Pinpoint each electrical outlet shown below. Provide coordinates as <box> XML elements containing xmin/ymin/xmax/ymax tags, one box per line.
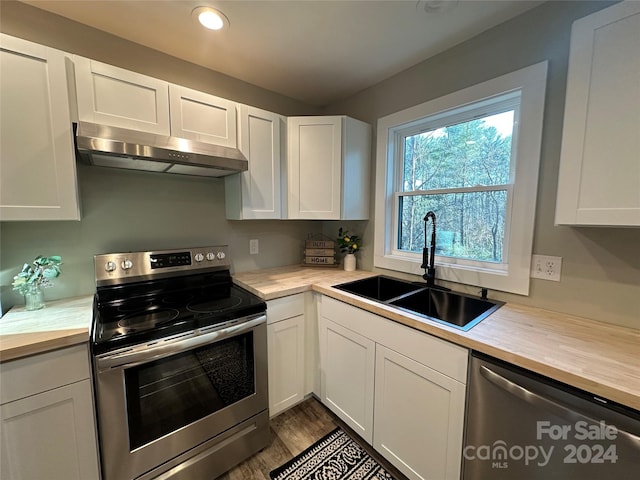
<box><xmin>531</xmin><ymin>255</ymin><xmax>562</xmax><ymax>281</ymax></box>
<box><xmin>249</xmin><ymin>239</ymin><xmax>259</xmax><ymax>255</ymax></box>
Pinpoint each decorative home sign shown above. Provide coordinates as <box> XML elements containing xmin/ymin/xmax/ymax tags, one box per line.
<box><xmin>303</xmin><ymin>238</ymin><xmax>337</xmax><ymax>266</ymax></box>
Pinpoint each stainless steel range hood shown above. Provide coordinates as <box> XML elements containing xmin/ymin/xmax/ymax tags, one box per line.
<box><xmin>75</xmin><ymin>122</ymin><xmax>248</xmax><ymax>177</ymax></box>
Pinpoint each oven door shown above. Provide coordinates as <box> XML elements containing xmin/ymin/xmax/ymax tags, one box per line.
<box><xmin>93</xmin><ymin>314</ymin><xmax>268</xmax><ymax>480</ymax></box>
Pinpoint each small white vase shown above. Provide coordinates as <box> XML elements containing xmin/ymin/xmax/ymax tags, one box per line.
<box><xmin>343</xmin><ymin>253</ymin><xmax>356</xmax><ymax>272</ymax></box>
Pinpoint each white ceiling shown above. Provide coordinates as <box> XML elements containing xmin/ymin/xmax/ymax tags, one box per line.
<box><xmin>20</xmin><ymin>0</ymin><xmax>543</xmax><ymax>106</ymax></box>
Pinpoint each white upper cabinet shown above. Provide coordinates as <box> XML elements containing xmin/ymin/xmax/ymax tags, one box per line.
<box><xmin>555</xmin><ymin>1</ymin><xmax>640</xmax><ymax>226</ymax></box>
<box><xmin>74</xmin><ymin>58</ymin><xmax>239</xmax><ymax>149</ymax></box>
<box><xmin>287</xmin><ymin>116</ymin><xmax>371</xmax><ymax>220</ymax></box>
<box><xmin>0</xmin><ymin>34</ymin><xmax>80</xmax><ymax>221</ymax></box>
<box><xmin>74</xmin><ymin>56</ymin><xmax>171</xmax><ymax>135</ymax></box>
<box><xmin>169</xmin><ymin>84</ymin><xmax>237</xmax><ymax>147</ymax></box>
<box><xmin>226</xmin><ymin>105</ymin><xmax>285</xmax><ymax>219</ymax></box>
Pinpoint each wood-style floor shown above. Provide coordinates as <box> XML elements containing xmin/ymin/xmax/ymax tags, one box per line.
<box><xmin>217</xmin><ymin>396</ymin><xmax>409</xmax><ymax>480</ymax></box>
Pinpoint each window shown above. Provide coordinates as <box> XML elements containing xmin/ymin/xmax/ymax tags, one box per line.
<box><xmin>374</xmin><ymin>62</ymin><xmax>547</xmax><ymax>295</ymax></box>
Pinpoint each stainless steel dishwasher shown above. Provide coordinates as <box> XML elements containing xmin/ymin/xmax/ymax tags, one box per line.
<box><xmin>463</xmin><ymin>352</ymin><xmax>640</xmax><ymax>479</ymax></box>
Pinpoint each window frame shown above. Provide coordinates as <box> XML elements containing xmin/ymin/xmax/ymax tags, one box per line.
<box><xmin>393</xmin><ymin>95</ymin><xmax>519</xmax><ymax>265</ymax></box>
<box><xmin>374</xmin><ymin>62</ymin><xmax>548</xmax><ymax>295</ymax></box>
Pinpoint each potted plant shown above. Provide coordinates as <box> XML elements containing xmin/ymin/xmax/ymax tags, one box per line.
<box><xmin>337</xmin><ymin>228</ymin><xmax>361</xmax><ymax>271</ymax></box>
<box><xmin>12</xmin><ymin>255</ymin><xmax>62</xmax><ymax>310</ymax></box>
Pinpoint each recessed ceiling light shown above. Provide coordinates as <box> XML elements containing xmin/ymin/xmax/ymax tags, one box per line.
<box><xmin>192</xmin><ymin>6</ymin><xmax>229</xmax><ymax>31</ymax></box>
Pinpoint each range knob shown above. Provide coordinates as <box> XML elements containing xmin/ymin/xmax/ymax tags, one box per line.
<box><xmin>105</xmin><ymin>261</ymin><xmax>117</xmax><ymax>272</ymax></box>
<box><xmin>206</xmin><ymin>252</ymin><xmax>216</xmax><ymax>261</ymax></box>
<box><xmin>216</xmin><ymin>251</ymin><xmax>226</xmax><ymax>260</ymax></box>
<box><xmin>194</xmin><ymin>253</ymin><xmax>205</xmax><ymax>262</ymax></box>
<box><xmin>121</xmin><ymin>259</ymin><xmax>133</xmax><ymax>270</ymax></box>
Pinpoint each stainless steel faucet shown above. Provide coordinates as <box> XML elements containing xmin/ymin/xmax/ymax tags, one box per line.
<box><xmin>421</xmin><ymin>211</ymin><xmax>437</xmax><ymax>287</ymax></box>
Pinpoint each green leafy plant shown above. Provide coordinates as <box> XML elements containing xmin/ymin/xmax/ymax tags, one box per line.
<box><xmin>12</xmin><ymin>255</ymin><xmax>62</xmax><ymax>295</ymax></box>
<box><xmin>337</xmin><ymin>228</ymin><xmax>361</xmax><ymax>254</ymax></box>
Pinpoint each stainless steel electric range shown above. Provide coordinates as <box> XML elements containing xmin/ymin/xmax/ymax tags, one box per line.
<box><xmin>90</xmin><ymin>246</ymin><xmax>269</xmax><ymax>480</ymax></box>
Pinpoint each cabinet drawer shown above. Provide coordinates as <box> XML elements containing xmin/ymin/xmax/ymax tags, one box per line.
<box><xmin>0</xmin><ymin>344</ymin><xmax>91</xmax><ymax>405</ymax></box>
<box><xmin>267</xmin><ymin>294</ymin><xmax>305</xmax><ymax>324</ymax></box>
<box><xmin>321</xmin><ymin>296</ymin><xmax>468</xmax><ymax>383</ymax></box>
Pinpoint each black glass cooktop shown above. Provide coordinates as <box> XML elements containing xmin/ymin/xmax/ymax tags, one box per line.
<box><xmin>91</xmin><ymin>271</ymin><xmax>265</xmax><ymax>355</ymax></box>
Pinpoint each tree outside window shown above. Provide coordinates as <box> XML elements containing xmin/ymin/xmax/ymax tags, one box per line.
<box><xmin>397</xmin><ymin>110</ymin><xmax>514</xmax><ymax>264</ymax></box>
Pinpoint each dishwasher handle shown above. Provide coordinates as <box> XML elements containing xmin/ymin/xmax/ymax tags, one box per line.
<box><xmin>479</xmin><ymin>364</ymin><xmax>640</xmax><ymax>443</ymax></box>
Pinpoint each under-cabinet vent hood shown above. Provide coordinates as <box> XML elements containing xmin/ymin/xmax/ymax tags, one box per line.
<box><xmin>74</xmin><ymin>122</ymin><xmax>248</xmax><ymax>177</ymax></box>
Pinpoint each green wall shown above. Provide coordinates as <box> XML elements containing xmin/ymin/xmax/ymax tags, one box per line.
<box><xmin>323</xmin><ymin>0</ymin><xmax>640</xmax><ymax>329</ymax></box>
<box><xmin>0</xmin><ymin>1</ymin><xmax>321</xmax><ymax>312</ymax></box>
<box><xmin>1</xmin><ymin>1</ymin><xmax>639</xmax><ymax>329</ymax></box>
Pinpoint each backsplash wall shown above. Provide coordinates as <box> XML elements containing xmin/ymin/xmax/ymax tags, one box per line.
<box><xmin>0</xmin><ymin>1</ymin><xmax>323</xmax><ymax>314</ymax></box>
<box><xmin>0</xmin><ymin>165</ymin><xmax>321</xmax><ymax>313</ymax></box>
<box><xmin>1</xmin><ymin>1</ymin><xmax>638</xmax><ymax>329</ymax></box>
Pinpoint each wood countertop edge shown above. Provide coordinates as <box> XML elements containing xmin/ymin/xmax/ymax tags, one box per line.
<box><xmin>2</xmin><ymin>269</ymin><xmax>637</xmax><ymax>410</ymax></box>
<box><xmin>234</xmin><ymin>267</ymin><xmax>640</xmax><ymax>410</ymax></box>
<box><xmin>0</xmin><ymin>329</ymin><xmax>89</xmax><ymax>362</ymax></box>
<box><xmin>233</xmin><ymin>282</ymin><xmax>313</xmax><ymax>301</ymax></box>
<box><xmin>0</xmin><ymin>294</ymin><xmax>94</xmax><ymax>362</ymax></box>
<box><xmin>312</xmin><ymin>284</ymin><xmax>640</xmax><ymax>411</ymax></box>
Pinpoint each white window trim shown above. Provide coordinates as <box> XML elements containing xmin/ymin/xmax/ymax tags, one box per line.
<box><xmin>374</xmin><ymin>61</ymin><xmax>548</xmax><ymax>295</ymax></box>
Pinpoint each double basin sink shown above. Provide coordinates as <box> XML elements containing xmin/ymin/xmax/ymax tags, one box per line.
<box><xmin>333</xmin><ymin>275</ymin><xmax>503</xmax><ymax>331</ymax></box>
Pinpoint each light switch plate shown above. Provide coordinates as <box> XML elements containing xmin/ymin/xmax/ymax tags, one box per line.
<box><xmin>531</xmin><ymin>254</ymin><xmax>562</xmax><ymax>281</ymax></box>
<box><xmin>249</xmin><ymin>239</ymin><xmax>259</xmax><ymax>255</ymax></box>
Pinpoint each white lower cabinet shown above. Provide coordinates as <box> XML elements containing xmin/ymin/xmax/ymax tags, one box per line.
<box><xmin>267</xmin><ymin>294</ymin><xmax>306</xmax><ymax>417</ymax></box>
<box><xmin>0</xmin><ymin>344</ymin><xmax>100</xmax><ymax>480</ymax></box>
<box><xmin>319</xmin><ymin>317</ymin><xmax>375</xmax><ymax>443</ymax></box>
<box><xmin>0</xmin><ymin>380</ymin><xmax>100</xmax><ymax>480</ymax></box>
<box><xmin>319</xmin><ymin>296</ymin><xmax>468</xmax><ymax>480</ymax></box>
<box><xmin>374</xmin><ymin>345</ymin><xmax>466</xmax><ymax>480</ymax></box>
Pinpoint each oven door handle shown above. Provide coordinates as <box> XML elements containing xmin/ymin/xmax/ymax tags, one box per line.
<box><xmin>96</xmin><ymin>314</ymin><xmax>266</xmax><ymax>370</ymax></box>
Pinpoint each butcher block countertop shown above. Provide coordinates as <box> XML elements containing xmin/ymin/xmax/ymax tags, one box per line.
<box><xmin>233</xmin><ymin>265</ymin><xmax>640</xmax><ymax>411</ymax></box>
<box><xmin>0</xmin><ymin>295</ymin><xmax>93</xmax><ymax>362</ymax></box>
<box><xmin>1</xmin><ymin>266</ymin><xmax>637</xmax><ymax>411</ymax></box>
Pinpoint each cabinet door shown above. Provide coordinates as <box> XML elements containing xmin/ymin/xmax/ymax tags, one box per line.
<box><xmin>0</xmin><ymin>34</ymin><xmax>80</xmax><ymax>221</ymax></box>
<box><xmin>226</xmin><ymin>105</ymin><xmax>283</xmax><ymax>219</ymax></box>
<box><xmin>288</xmin><ymin>116</ymin><xmax>342</xmax><ymax>219</ymax></box>
<box><xmin>267</xmin><ymin>315</ymin><xmax>305</xmax><ymax>417</ymax></box>
<box><xmin>319</xmin><ymin>317</ymin><xmax>375</xmax><ymax>443</ymax></box>
<box><xmin>74</xmin><ymin>56</ymin><xmax>170</xmax><ymax>135</ymax></box>
<box><xmin>169</xmin><ymin>84</ymin><xmax>237</xmax><ymax>147</ymax></box>
<box><xmin>0</xmin><ymin>379</ymin><xmax>100</xmax><ymax>480</ymax></box>
<box><xmin>556</xmin><ymin>1</ymin><xmax>640</xmax><ymax>226</ymax></box>
<box><xmin>374</xmin><ymin>345</ymin><xmax>465</xmax><ymax>480</ymax></box>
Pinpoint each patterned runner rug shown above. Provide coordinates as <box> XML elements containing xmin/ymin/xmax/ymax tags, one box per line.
<box><xmin>270</xmin><ymin>427</ymin><xmax>396</xmax><ymax>480</ymax></box>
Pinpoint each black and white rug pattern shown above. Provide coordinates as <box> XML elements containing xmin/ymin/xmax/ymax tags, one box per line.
<box><xmin>270</xmin><ymin>427</ymin><xmax>396</xmax><ymax>480</ymax></box>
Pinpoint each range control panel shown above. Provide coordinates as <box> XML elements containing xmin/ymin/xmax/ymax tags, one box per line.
<box><xmin>95</xmin><ymin>246</ymin><xmax>230</xmax><ymax>285</ymax></box>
